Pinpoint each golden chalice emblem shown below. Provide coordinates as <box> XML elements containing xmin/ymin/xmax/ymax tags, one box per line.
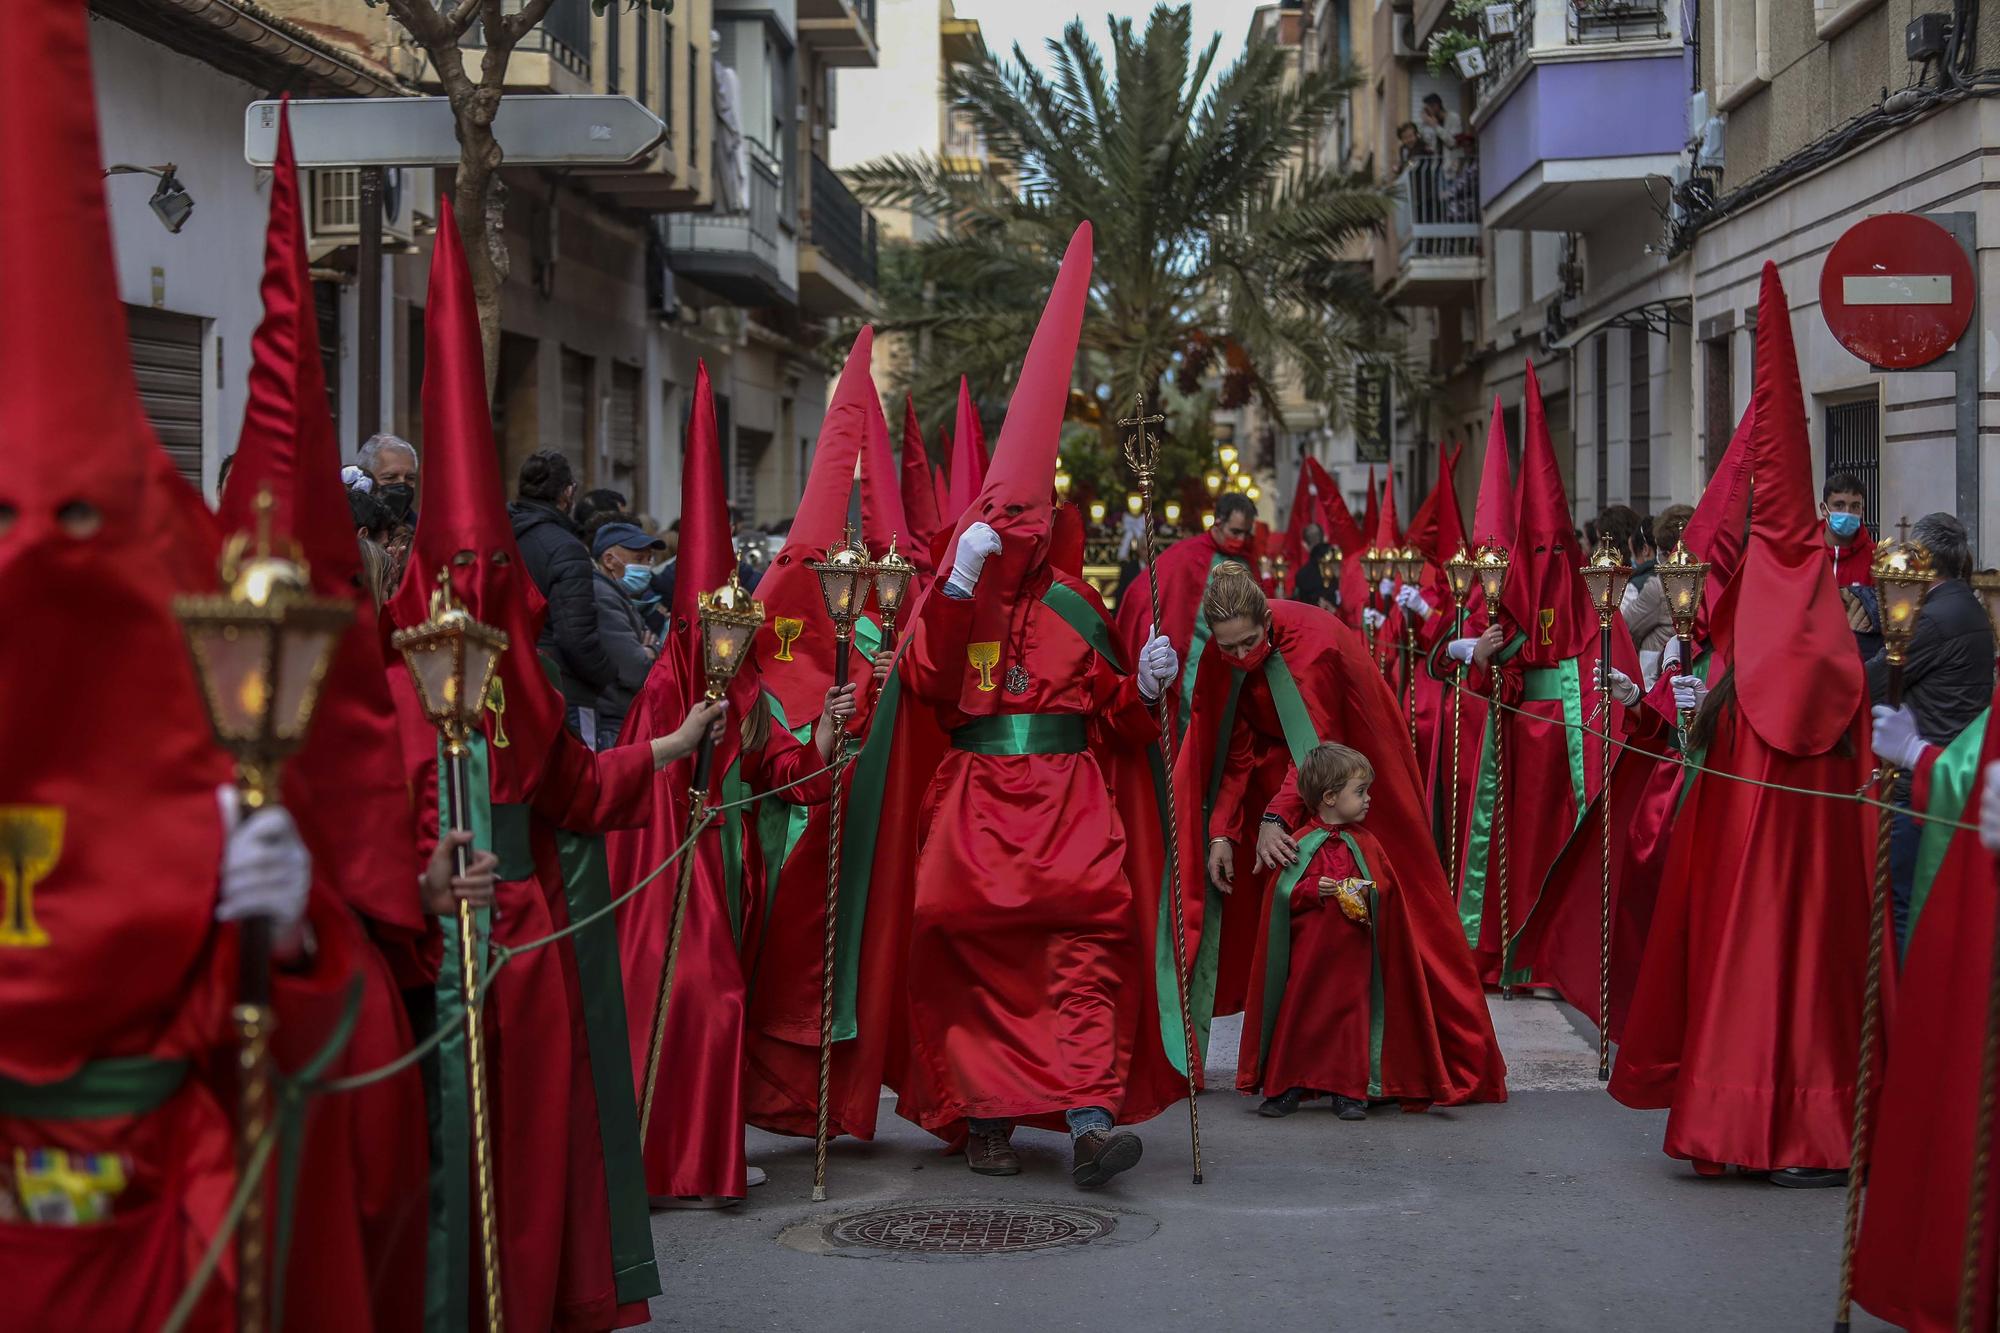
<box><xmin>0</xmin><ymin>805</ymin><xmax>63</xmax><ymax>948</ymax></box>
<box><xmin>968</xmin><ymin>642</ymin><xmax>1001</xmax><ymax>692</ymax></box>
<box><xmin>485</xmin><ymin>673</ymin><xmax>510</xmax><ymax>748</ymax></box>
<box><xmin>773</xmin><ymin>616</ymin><xmax>805</xmax><ymax>663</ymax></box>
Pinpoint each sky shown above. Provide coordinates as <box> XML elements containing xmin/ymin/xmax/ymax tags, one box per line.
<box><xmin>954</xmin><ymin>0</ymin><xmax>1272</xmax><ymax>75</ymax></box>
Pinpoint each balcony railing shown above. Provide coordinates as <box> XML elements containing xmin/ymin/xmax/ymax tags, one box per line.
<box><xmin>810</xmin><ymin>155</ymin><xmax>878</xmax><ymax>287</ymax></box>
<box><xmin>1480</xmin><ymin>0</ymin><xmax>1534</xmax><ymax>87</ymax></box>
<box><xmin>662</xmin><ymin>141</ymin><xmax>796</xmax><ymax>306</ymax></box>
<box><xmin>1568</xmin><ymin>0</ymin><xmax>1668</xmax><ymax>42</ymax></box>
<box><xmin>472</xmin><ymin>0</ymin><xmax>592</xmax><ymax>76</ymax></box>
<box><xmin>1394</xmin><ymin>156</ymin><xmax>1481</xmax><ymax>264</ymax></box>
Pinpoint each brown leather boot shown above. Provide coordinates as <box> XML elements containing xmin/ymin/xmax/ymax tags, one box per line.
<box><xmin>966</xmin><ymin>1124</ymin><xmax>1020</xmax><ymax>1176</ymax></box>
<box><xmin>1070</xmin><ymin>1128</ymin><xmax>1143</xmax><ymax>1188</ymax></box>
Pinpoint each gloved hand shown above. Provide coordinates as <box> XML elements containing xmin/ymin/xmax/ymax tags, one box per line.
<box><xmin>1670</xmin><ymin>674</ymin><xmax>1708</xmax><ymax>713</ymax></box>
<box><xmin>948</xmin><ymin>522</ymin><xmax>1001</xmax><ymax>594</ymax></box>
<box><xmin>1446</xmin><ymin>637</ymin><xmax>1479</xmax><ymax>664</ymax></box>
<box><xmin>1378</xmin><ymin>578</ymin><xmax>1396</xmax><ymax>600</ymax></box>
<box><xmin>1605</xmin><ymin>667</ymin><xmax>1642</xmax><ymax>708</ymax></box>
<box><xmin>1135</xmin><ymin>625</ymin><xmax>1179</xmax><ymax>702</ymax></box>
<box><xmin>1871</xmin><ymin>704</ymin><xmax>1929</xmax><ymax>772</ymax></box>
<box><xmin>215</xmin><ymin>785</ymin><xmax>310</xmax><ymax>932</ymax></box>
<box><xmin>1660</xmin><ymin>637</ymin><xmax>1685</xmax><ymax>673</ymax></box>
<box><xmin>1981</xmin><ymin>760</ymin><xmax>2000</xmax><ymax>853</ymax></box>
<box><xmin>340</xmin><ymin>465</ymin><xmax>374</xmax><ymax>493</ymax></box>
<box><xmin>1362</xmin><ymin>607</ymin><xmax>1387</xmax><ymax>632</ymax></box>
<box><xmin>1395</xmin><ymin>585</ymin><xmax>1432</xmax><ymax>620</ymax></box>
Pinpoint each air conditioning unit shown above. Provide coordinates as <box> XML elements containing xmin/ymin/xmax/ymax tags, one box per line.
<box><xmin>1391</xmin><ymin>16</ymin><xmax>1424</xmax><ymax>58</ymax></box>
<box><xmin>305</xmin><ymin>167</ymin><xmax>427</xmax><ymax>260</ymax></box>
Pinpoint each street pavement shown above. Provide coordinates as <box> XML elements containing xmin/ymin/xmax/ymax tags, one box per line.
<box><xmin>641</xmin><ymin>999</ymin><xmax>1896</xmax><ymax>1331</ymax></box>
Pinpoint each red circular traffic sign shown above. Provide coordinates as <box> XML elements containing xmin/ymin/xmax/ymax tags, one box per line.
<box><xmin>1820</xmin><ymin>213</ymin><xmax>1974</xmax><ymax>369</ymax></box>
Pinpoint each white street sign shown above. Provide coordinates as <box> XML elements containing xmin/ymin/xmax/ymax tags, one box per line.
<box><xmin>1841</xmin><ymin>274</ymin><xmax>1954</xmax><ymax>305</ymax></box>
<box><xmin>244</xmin><ymin>96</ymin><xmax>666</xmax><ymax>169</ymax></box>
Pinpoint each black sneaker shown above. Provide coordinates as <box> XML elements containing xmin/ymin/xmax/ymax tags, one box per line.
<box><xmin>1258</xmin><ymin>1087</ymin><xmax>1306</xmax><ymax>1118</ymax></box>
<box><xmin>1332</xmin><ymin>1095</ymin><xmax>1367</xmax><ymax>1121</ymax></box>
<box><xmin>1769</xmin><ymin>1167</ymin><xmax>1848</xmax><ymax>1189</ymax></box>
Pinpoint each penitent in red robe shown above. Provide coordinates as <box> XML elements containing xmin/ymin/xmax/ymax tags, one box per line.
<box><xmin>1116</xmin><ymin>529</ymin><xmax>1243</xmax><ymax>736</ymax></box>
<box><xmin>892</xmin><ymin>571</ymin><xmax>1187</xmax><ymax>1135</ymax></box>
<box><xmin>1240</xmin><ymin>821</ymin><xmax>1505</xmax><ymax>1108</ymax></box>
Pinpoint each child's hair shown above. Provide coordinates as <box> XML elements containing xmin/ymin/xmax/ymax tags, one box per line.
<box><xmin>1298</xmin><ymin>742</ymin><xmax>1373</xmax><ymax>810</ymax></box>
<box><xmin>739</xmin><ymin>694</ymin><xmax>772</xmax><ymax>753</ymax></box>
<box><xmin>1201</xmin><ymin>560</ymin><xmax>1268</xmax><ymax>626</ymax></box>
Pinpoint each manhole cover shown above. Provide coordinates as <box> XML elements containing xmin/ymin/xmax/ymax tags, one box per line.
<box><xmin>821</xmin><ymin>1203</ymin><xmax>1116</xmax><ymax>1256</ymax></box>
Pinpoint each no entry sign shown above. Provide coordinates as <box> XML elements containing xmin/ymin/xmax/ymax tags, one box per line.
<box><xmin>1820</xmin><ymin>213</ymin><xmax>1975</xmax><ymax>369</ymax></box>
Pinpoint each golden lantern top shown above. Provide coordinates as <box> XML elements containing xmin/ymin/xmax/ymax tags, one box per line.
<box><xmin>1472</xmin><ymin>537</ymin><xmax>1511</xmax><ymax>613</ymax></box>
<box><xmin>869</xmin><ymin>535</ymin><xmax>919</xmax><ymax>618</ymax></box>
<box><xmin>695</xmin><ymin>572</ymin><xmax>765</xmax><ymax>693</ymax></box>
<box><xmin>1444</xmin><ymin>545</ymin><xmax>1477</xmax><ymax>604</ymax></box>
<box><xmin>1654</xmin><ymin>540</ymin><xmax>1710</xmax><ymax>638</ymax></box>
<box><xmin>807</xmin><ymin>525</ymin><xmax>874</xmax><ymax>628</ymax></box>
<box><xmin>1874</xmin><ymin>531</ymin><xmax>1935</xmax><ymax>660</ymax></box>
<box><xmin>390</xmin><ymin>568</ymin><xmax>509</xmax><ymax>743</ymax></box>
<box><xmin>1578</xmin><ymin>533</ymin><xmax>1633</xmax><ymax>622</ymax></box>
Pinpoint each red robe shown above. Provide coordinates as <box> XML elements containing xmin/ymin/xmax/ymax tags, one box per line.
<box><xmin>1608</xmin><ymin>684</ymin><xmax>1875</xmax><ymax>1169</ymax></box>
<box><xmin>1115</xmin><ymin>530</ymin><xmax>1238</xmax><ymax>735</ymax></box>
<box><xmin>1854</xmin><ymin>707</ymin><xmax>1995</xmax><ymax>1331</ymax></box>
<box><xmin>891</xmin><ymin>572</ymin><xmax>1186</xmax><ymax>1135</ymax></box>
<box><xmin>1239</xmin><ymin>821</ymin><xmax>1506</xmax><ymax>1108</ymax></box>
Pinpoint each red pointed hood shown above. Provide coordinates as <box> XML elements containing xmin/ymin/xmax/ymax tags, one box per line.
<box><xmin>1370</xmin><ymin>472</ymin><xmax>1402</xmax><ymax>551</ymax></box>
<box><xmin>222</xmin><ymin>102</ymin><xmax>421</xmax><ymax>935</ymax></box>
<box><xmin>388</xmin><ymin>198</ymin><xmax>562</xmax><ymax>799</ymax></box>
<box><xmin>672</xmin><ymin>361</ymin><xmax>736</xmax><ymax>631</ymax></box>
<box><xmin>0</xmin><ymin>0</ymin><xmax>232</xmax><ymax>1082</ymax></box>
<box><xmin>1360</xmin><ymin>466</ymin><xmax>1379</xmax><ymax>542</ymax></box>
<box><xmin>930</xmin><ymin>432</ymin><xmax>952</xmax><ymax>524</ymax></box>
<box><xmin>1677</xmin><ymin>400</ymin><xmax>1754</xmax><ymax>644</ymax></box>
<box><xmin>1050</xmin><ymin>502</ymin><xmax>1086</xmax><ymax>576</ymax></box>
<box><xmin>1405</xmin><ymin>443</ymin><xmax>1463</xmax><ymax>561</ymax></box>
<box><xmin>1721</xmin><ymin>263</ymin><xmax>1864</xmax><ymax>755</ymax></box>
<box><xmin>1309</xmin><ymin>458</ymin><xmax>1364</xmax><ymax>556</ymax></box>
<box><xmin>899</xmin><ymin>394</ymin><xmax>942</xmax><ymax>571</ymax></box>
<box><xmin>1507</xmin><ymin>363</ymin><xmax>1593</xmax><ymax>665</ymax></box>
<box><xmin>749</xmin><ymin>327</ymin><xmax>879</xmax><ymax>724</ymax></box>
<box><xmin>1280</xmin><ymin>458</ymin><xmax>1324</xmax><ymax>573</ymax></box>
<box><xmin>942</xmin><ymin>222</ymin><xmax>1094</xmax><ymax>715</ymax></box>
<box><xmin>944</xmin><ymin>377</ymin><xmax>990</xmax><ymax>522</ymax></box>
<box><xmin>1471</xmin><ymin>397</ymin><xmax>1517</xmax><ymax>554</ymax></box>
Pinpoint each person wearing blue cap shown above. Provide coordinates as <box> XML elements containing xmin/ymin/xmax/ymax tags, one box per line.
<box><xmin>589</xmin><ymin>520</ymin><xmax>667</xmax><ymax>749</ymax></box>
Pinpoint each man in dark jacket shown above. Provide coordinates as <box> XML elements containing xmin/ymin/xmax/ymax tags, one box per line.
<box><xmin>507</xmin><ymin>448</ymin><xmax>613</xmax><ymax>733</ymax></box>
<box><xmin>1865</xmin><ymin>511</ymin><xmax>1995</xmax><ymax>946</ymax></box>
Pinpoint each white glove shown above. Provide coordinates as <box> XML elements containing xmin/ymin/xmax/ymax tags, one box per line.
<box><xmin>341</xmin><ymin>465</ymin><xmax>374</xmax><ymax>493</ymax></box>
<box><xmin>1871</xmin><ymin>704</ymin><xmax>1929</xmax><ymax>772</ymax></box>
<box><xmin>1660</xmin><ymin>637</ymin><xmax>1685</xmax><ymax>672</ymax></box>
<box><xmin>948</xmin><ymin>522</ymin><xmax>1001</xmax><ymax>594</ymax></box>
<box><xmin>1605</xmin><ymin>667</ymin><xmax>1642</xmax><ymax>708</ymax></box>
<box><xmin>1395</xmin><ymin>585</ymin><xmax>1432</xmax><ymax>620</ymax></box>
<box><xmin>1378</xmin><ymin>578</ymin><xmax>1396</xmax><ymax>600</ymax></box>
<box><xmin>1446</xmin><ymin>637</ymin><xmax>1478</xmax><ymax>664</ymax></box>
<box><xmin>1981</xmin><ymin>761</ymin><xmax>2000</xmax><ymax>853</ymax></box>
<box><xmin>1670</xmin><ymin>674</ymin><xmax>1708</xmax><ymax>713</ymax></box>
<box><xmin>1362</xmin><ymin>607</ymin><xmax>1387</xmax><ymax>631</ymax></box>
<box><xmin>215</xmin><ymin>785</ymin><xmax>310</xmax><ymax>932</ymax></box>
<box><xmin>1135</xmin><ymin>625</ymin><xmax>1180</xmax><ymax>702</ymax></box>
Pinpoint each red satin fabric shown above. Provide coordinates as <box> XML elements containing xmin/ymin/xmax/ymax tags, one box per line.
<box><xmin>1239</xmin><ymin>825</ymin><xmax>1504</xmax><ymax>1107</ymax></box>
<box><xmin>1609</xmin><ymin>696</ymin><xmax>1874</xmax><ymax>1169</ymax></box>
<box><xmin>1854</xmin><ymin>707</ymin><xmax>1999</xmax><ymax>1332</ymax></box>
<box><xmin>893</xmin><ymin>576</ymin><xmax>1169</xmax><ymax>1135</ymax></box>
<box><xmin>1116</xmin><ymin>531</ymin><xmax>1222</xmax><ymax>711</ymax></box>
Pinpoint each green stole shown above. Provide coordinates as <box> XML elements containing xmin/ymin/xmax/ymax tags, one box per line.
<box><xmin>1040</xmin><ymin>580</ymin><xmax>1217</xmax><ymax>1077</ymax></box>
<box><xmin>1908</xmin><ymin>708</ymin><xmax>1990</xmax><ymax>948</ymax></box>
<box><xmin>1258</xmin><ymin>827</ymin><xmax>1386</xmax><ymax>1094</ymax></box>
<box><xmin>1177</xmin><ymin>551</ymin><xmax>1232</xmax><ymax>735</ymax></box>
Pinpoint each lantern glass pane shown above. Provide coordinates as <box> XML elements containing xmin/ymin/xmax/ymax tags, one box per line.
<box><xmin>875</xmin><ymin>568</ymin><xmax>913</xmax><ymax>613</ymax></box>
<box><xmin>273</xmin><ymin>625</ymin><xmax>339</xmax><ymax>741</ymax></box>
<box><xmin>192</xmin><ymin>623</ymin><xmax>270</xmax><ymax>741</ymax></box>
<box><xmin>460</xmin><ymin>637</ymin><xmax>500</xmax><ymax>729</ymax></box>
<box><xmin>1477</xmin><ymin>567</ymin><xmax>1506</xmax><ymax>603</ymax></box>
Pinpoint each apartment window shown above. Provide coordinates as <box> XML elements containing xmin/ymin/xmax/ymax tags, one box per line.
<box><xmin>1628</xmin><ymin>331</ymin><xmax>1651</xmax><ymax>513</ymax></box>
<box><xmin>1593</xmin><ymin>334</ymin><xmax>1609</xmax><ymax>509</ymax></box>
<box><xmin>1702</xmin><ymin>334</ymin><xmax>1732</xmax><ymax>478</ymax></box>
<box><xmin>1715</xmin><ymin>0</ymin><xmax>1772</xmax><ymax>109</ymax></box>
<box><xmin>636</xmin><ymin>6</ymin><xmax>648</xmax><ymax>105</ymax></box>
<box><xmin>311</xmin><ymin>280</ymin><xmax>341</xmax><ymax>441</ymax></box>
<box><xmin>1823</xmin><ymin>395</ymin><xmax>1881</xmax><ymax>531</ymax></box>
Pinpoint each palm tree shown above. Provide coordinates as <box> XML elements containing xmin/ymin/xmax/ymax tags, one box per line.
<box><xmin>846</xmin><ymin>4</ymin><xmax>1414</xmax><ymax>485</ymax></box>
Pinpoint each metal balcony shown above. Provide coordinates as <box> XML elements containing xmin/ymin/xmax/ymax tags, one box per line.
<box><xmin>1387</xmin><ymin>156</ymin><xmax>1482</xmax><ymax>305</ymax></box>
<box><xmin>799</xmin><ymin>0</ymin><xmax>880</xmax><ymax>67</ymax></box>
<box><xmin>800</xmin><ymin>155</ymin><xmax>877</xmax><ymax>315</ymax></box>
<box><xmin>661</xmin><ymin>143</ymin><xmax>798</xmax><ymax>308</ymax></box>
<box><xmin>461</xmin><ymin>0</ymin><xmax>593</xmax><ymax>93</ymax></box>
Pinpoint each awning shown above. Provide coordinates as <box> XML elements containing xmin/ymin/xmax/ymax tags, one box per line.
<box><xmin>1548</xmin><ymin>295</ymin><xmax>1692</xmax><ymax>352</ymax></box>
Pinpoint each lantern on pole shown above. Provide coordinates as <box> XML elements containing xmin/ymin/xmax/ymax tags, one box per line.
<box><xmin>869</xmin><ymin>535</ymin><xmax>919</xmax><ymax>648</ymax></box>
<box><xmin>1654</xmin><ymin>540</ymin><xmax>1710</xmax><ymax>742</ymax></box>
<box><xmin>387</xmin><ymin>567</ymin><xmax>508</xmax><ymax>1333</ymax></box>
<box><xmin>636</xmin><ymin>573</ymin><xmax>764</xmax><ymax>1136</ymax></box>
<box><xmin>174</xmin><ymin>491</ymin><xmax>351</xmax><ymax>1333</ymax></box>
<box><xmin>1471</xmin><ymin>538</ymin><xmax>1514</xmax><ymax>997</ymax></box>
<box><xmin>1578</xmin><ymin>534</ymin><xmax>1633</xmax><ymax>1082</ymax></box>
<box><xmin>1440</xmin><ymin>544</ymin><xmax>1478</xmax><ymax>886</ymax></box>
<box><xmin>805</xmin><ymin>528</ymin><xmax>875</xmax><ymax>1201</ymax></box>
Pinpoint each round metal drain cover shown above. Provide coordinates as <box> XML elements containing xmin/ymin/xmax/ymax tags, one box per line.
<box><xmin>822</xmin><ymin>1202</ymin><xmax>1116</xmax><ymax>1256</ymax></box>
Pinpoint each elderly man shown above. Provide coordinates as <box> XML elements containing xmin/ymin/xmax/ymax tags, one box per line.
<box><xmin>1864</xmin><ymin>511</ymin><xmax>1995</xmax><ymax>947</ymax></box>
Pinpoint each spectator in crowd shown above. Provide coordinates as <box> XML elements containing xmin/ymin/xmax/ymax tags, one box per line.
<box><xmin>1654</xmin><ymin>502</ymin><xmax>1695</xmax><ymax>556</ymax></box>
<box><xmin>1864</xmin><ymin>512</ymin><xmax>1996</xmax><ymax>947</ymax></box>
<box><xmin>356</xmin><ymin>435</ymin><xmax>421</xmax><ymax>582</ymax></box>
<box><xmin>588</xmin><ymin>520</ymin><xmax>665</xmax><ymax>749</ymax></box>
<box><xmin>1420</xmin><ymin>93</ymin><xmax>1464</xmax><ymax>164</ymax></box>
<box><xmin>1396</xmin><ymin>121</ymin><xmax>1428</xmax><ymax>169</ymax></box>
<box><xmin>508</xmin><ymin>448</ymin><xmax>614</xmax><ymax>737</ymax></box>
<box><xmin>1823</xmin><ymin>471</ymin><xmax>1874</xmax><ymax>588</ymax></box>
<box><xmin>574</xmin><ymin>486</ymin><xmax>629</xmax><ymax>539</ymax></box>
<box><xmin>1599</xmin><ymin>504</ymin><xmax>1672</xmax><ymax>681</ymax></box>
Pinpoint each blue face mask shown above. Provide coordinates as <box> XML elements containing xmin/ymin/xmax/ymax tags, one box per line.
<box><xmin>1827</xmin><ymin>512</ymin><xmax>1862</xmax><ymax>541</ymax></box>
<box><xmin>620</xmin><ymin>562</ymin><xmax>656</xmax><ymax>594</ymax></box>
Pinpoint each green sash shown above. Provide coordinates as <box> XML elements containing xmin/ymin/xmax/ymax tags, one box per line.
<box><xmin>1671</xmin><ymin>651</ymin><xmax>1715</xmax><ymax>816</ymax></box>
<box><xmin>0</xmin><ymin>1058</ymin><xmax>186</xmax><ymax>1119</ymax></box>
<box><xmin>1257</xmin><ymin>830</ymin><xmax>1386</xmax><ymax>1095</ymax></box>
<box><xmin>1455</xmin><ymin>634</ymin><xmax>1522</xmax><ymax>955</ymax></box>
<box><xmin>950</xmin><ymin>713</ymin><xmax>1088</xmax><ymax>755</ymax></box>
<box><xmin>1177</xmin><ymin>552</ymin><xmax>1231</xmax><ymax>734</ymax></box>
<box><xmin>426</xmin><ymin>736</ymin><xmax>494</xmax><ymax>1333</ymax></box>
<box><xmin>1041</xmin><ymin>580</ymin><xmax>1220</xmax><ymax>1078</ymax></box>
<box><xmin>553</xmin><ymin>831</ymin><xmax>662</xmax><ymax>1305</ymax></box>
<box><xmin>1910</xmin><ymin>708</ymin><xmax>1989</xmax><ymax>943</ymax></box>
<box><xmin>832</xmin><ymin>654</ymin><xmax>905</xmax><ymax>1042</ymax></box>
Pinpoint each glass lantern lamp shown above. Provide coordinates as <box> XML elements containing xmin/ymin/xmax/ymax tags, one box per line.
<box><xmin>868</xmin><ymin>536</ymin><xmax>919</xmax><ymax>646</ymax></box>
<box><xmin>808</xmin><ymin>527</ymin><xmax>875</xmax><ymax>692</ymax></box>
<box><xmin>1654</xmin><ymin>540</ymin><xmax>1710</xmax><ymax>666</ymax></box>
<box><xmin>1875</xmin><ymin>536</ymin><xmax>1936</xmax><ymax>705</ymax></box>
<box><xmin>1579</xmin><ymin>534</ymin><xmax>1634</xmax><ymax>632</ymax></box>
<box><xmin>1473</xmin><ymin>538</ymin><xmax>1512</xmax><ymax>619</ymax></box>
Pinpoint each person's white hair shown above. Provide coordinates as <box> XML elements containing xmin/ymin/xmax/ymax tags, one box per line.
<box><xmin>357</xmin><ymin>433</ymin><xmax>417</xmax><ymax>474</ymax></box>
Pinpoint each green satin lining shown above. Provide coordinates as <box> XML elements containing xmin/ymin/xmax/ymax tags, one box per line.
<box><xmin>949</xmin><ymin>713</ymin><xmax>1088</xmax><ymax>755</ymax></box>
<box><xmin>1178</xmin><ymin>552</ymin><xmax>1230</xmax><ymax>734</ymax></box>
<box><xmin>1910</xmin><ymin>708</ymin><xmax>1989</xmax><ymax>944</ymax></box>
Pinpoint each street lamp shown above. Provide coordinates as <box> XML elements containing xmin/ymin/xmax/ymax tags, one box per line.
<box><xmin>1126</xmin><ymin>492</ymin><xmax>1145</xmax><ymax>517</ymax></box>
<box><xmin>1089</xmin><ymin>499</ymin><xmax>1108</xmax><ymax>525</ymax></box>
<box><xmin>1054</xmin><ymin>462</ymin><xmax>1072</xmax><ymax>501</ymax></box>
<box><xmin>1204</xmin><ymin>471</ymin><xmax>1223</xmax><ymax>496</ymax></box>
<box><xmin>1577</xmin><ymin>532</ymin><xmax>1632</xmax><ymax>1081</ymax></box>
<box><xmin>387</xmin><ymin>566</ymin><xmax>507</xmax><ymax>1333</ymax></box>
<box><xmin>173</xmin><ymin>491</ymin><xmax>351</xmax><ymax>1333</ymax></box>
<box><xmin>1164</xmin><ymin>499</ymin><xmax>1183</xmax><ymax>526</ymax></box>
<box><xmin>1219</xmin><ymin>444</ymin><xmax>1239</xmax><ymax>469</ymax></box>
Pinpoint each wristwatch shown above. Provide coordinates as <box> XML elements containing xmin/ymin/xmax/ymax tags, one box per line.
<box><xmin>1260</xmin><ymin>812</ymin><xmax>1289</xmax><ymax>829</ymax></box>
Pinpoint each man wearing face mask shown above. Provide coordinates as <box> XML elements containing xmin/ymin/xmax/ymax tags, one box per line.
<box><xmin>1116</xmin><ymin>490</ymin><xmax>1261</xmax><ymax>737</ymax></box>
<box><xmin>589</xmin><ymin>521</ymin><xmax>664</xmax><ymax>750</ymax></box>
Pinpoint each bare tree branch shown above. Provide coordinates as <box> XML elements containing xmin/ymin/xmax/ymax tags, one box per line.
<box><xmin>503</xmin><ymin>0</ymin><xmax>561</xmax><ymax>46</ymax></box>
<box><xmin>447</xmin><ymin>0</ymin><xmax>484</xmax><ymax>38</ymax></box>
<box><xmin>381</xmin><ymin>0</ymin><xmax>445</xmax><ymax>46</ymax></box>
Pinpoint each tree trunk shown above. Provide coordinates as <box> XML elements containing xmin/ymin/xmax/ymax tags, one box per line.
<box><xmin>451</xmin><ymin>109</ymin><xmax>508</xmax><ymax>391</ymax></box>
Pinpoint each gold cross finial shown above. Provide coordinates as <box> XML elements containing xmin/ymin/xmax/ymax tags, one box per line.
<box><xmin>1118</xmin><ymin>394</ymin><xmax>1169</xmax><ymax>494</ymax></box>
<box><xmin>1896</xmin><ymin>514</ymin><xmax>1911</xmax><ymax>543</ymax></box>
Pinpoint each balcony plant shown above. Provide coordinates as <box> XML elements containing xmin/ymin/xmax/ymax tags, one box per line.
<box><xmin>1427</xmin><ymin>0</ymin><xmax>1490</xmax><ymax>74</ymax></box>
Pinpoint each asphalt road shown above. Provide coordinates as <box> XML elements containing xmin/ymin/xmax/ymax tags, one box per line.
<box><xmin>640</xmin><ymin>999</ymin><xmax>1896</xmax><ymax>1332</ymax></box>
